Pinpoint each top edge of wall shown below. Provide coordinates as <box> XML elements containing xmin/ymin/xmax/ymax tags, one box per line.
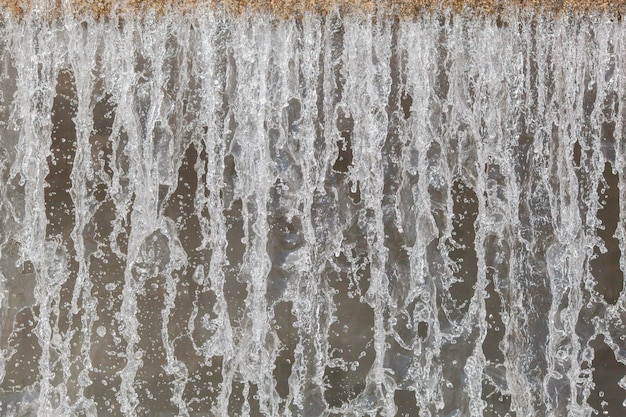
<box><xmin>0</xmin><ymin>0</ymin><xmax>625</xmax><ymax>19</ymax></box>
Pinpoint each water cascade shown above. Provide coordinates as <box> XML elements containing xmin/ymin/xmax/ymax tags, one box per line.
<box><xmin>0</xmin><ymin>3</ymin><xmax>625</xmax><ymax>416</ymax></box>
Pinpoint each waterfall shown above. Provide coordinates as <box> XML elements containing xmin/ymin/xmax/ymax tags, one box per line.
<box><xmin>0</xmin><ymin>6</ymin><xmax>625</xmax><ymax>417</ymax></box>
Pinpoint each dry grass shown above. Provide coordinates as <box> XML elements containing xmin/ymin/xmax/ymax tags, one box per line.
<box><xmin>0</xmin><ymin>0</ymin><xmax>624</xmax><ymax>18</ymax></box>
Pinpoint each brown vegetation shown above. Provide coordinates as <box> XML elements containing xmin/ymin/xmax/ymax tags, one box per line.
<box><xmin>0</xmin><ymin>0</ymin><xmax>624</xmax><ymax>18</ymax></box>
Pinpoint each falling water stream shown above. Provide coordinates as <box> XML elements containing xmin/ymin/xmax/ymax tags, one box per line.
<box><xmin>0</xmin><ymin>6</ymin><xmax>625</xmax><ymax>417</ymax></box>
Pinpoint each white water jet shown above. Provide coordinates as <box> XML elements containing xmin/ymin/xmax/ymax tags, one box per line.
<box><xmin>0</xmin><ymin>7</ymin><xmax>624</xmax><ymax>417</ymax></box>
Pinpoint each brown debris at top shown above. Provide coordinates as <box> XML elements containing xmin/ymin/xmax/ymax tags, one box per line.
<box><xmin>0</xmin><ymin>0</ymin><xmax>624</xmax><ymax>19</ymax></box>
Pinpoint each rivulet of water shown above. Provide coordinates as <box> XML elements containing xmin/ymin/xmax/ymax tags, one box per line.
<box><xmin>0</xmin><ymin>6</ymin><xmax>624</xmax><ymax>417</ymax></box>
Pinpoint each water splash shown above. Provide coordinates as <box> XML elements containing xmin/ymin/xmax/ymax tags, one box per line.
<box><xmin>0</xmin><ymin>8</ymin><xmax>625</xmax><ymax>417</ymax></box>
